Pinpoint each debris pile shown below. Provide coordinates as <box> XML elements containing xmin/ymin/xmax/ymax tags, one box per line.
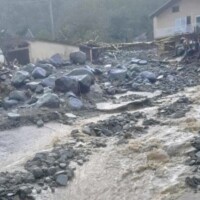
<box><xmin>186</xmin><ymin>137</ymin><xmax>200</xmax><ymax>189</ymax></box>
<box><xmin>158</xmin><ymin>97</ymin><xmax>191</xmax><ymax>118</ymax></box>
<box><xmin>0</xmin><ymin>142</ymin><xmax>91</xmax><ymax>199</ymax></box>
<box><xmin>82</xmin><ymin>112</ymin><xmax>148</xmax><ymax>138</ymax></box>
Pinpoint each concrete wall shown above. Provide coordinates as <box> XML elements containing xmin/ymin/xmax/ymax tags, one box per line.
<box><xmin>29</xmin><ymin>41</ymin><xmax>78</xmax><ymax>63</ymax></box>
<box><xmin>153</xmin><ymin>0</ymin><xmax>200</xmax><ymax>38</ymax></box>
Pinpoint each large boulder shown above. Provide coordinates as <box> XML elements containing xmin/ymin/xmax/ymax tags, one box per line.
<box><xmin>3</xmin><ymin>98</ymin><xmax>19</xmax><ymax>109</ymax></box>
<box><xmin>109</xmin><ymin>68</ymin><xmax>127</xmax><ymax>81</ymax></box>
<box><xmin>41</xmin><ymin>77</ymin><xmax>56</xmax><ymax>89</ymax></box>
<box><xmin>67</xmin><ymin>96</ymin><xmax>83</xmax><ymax>110</ymax></box>
<box><xmin>12</xmin><ymin>71</ymin><xmax>30</xmax><ymax>87</ymax></box>
<box><xmin>36</xmin><ymin>64</ymin><xmax>56</xmax><ymax>76</ymax></box>
<box><xmin>35</xmin><ymin>93</ymin><xmax>60</xmax><ymax>108</ymax></box>
<box><xmin>70</xmin><ymin>51</ymin><xmax>86</xmax><ymax>65</ymax></box>
<box><xmin>55</xmin><ymin>76</ymin><xmax>79</xmax><ymax>94</ymax></box>
<box><xmin>21</xmin><ymin>63</ymin><xmax>35</xmax><ymax>73</ymax></box>
<box><xmin>67</xmin><ymin>68</ymin><xmax>94</xmax><ymax>78</ymax></box>
<box><xmin>139</xmin><ymin>71</ymin><xmax>157</xmax><ymax>83</ymax></box>
<box><xmin>32</xmin><ymin>67</ymin><xmax>47</xmax><ymax>79</ymax></box>
<box><xmin>69</xmin><ymin>74</ymin><xmax>93</xmax><ymax>93</ymax></box>
<box><xmin>50</xmin><ymin>54</ymin><xmax>64</xmax><ymax>67</ymax></box>
<box><xmin>9</xmin><ymin>90</ymin><xmax>26</xmax><ymax>102</ymax></box>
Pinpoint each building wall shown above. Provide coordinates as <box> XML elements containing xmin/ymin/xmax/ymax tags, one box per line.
<box><xmin>29</xmin><ymin>41</ymin><xmax>78</xmax><ymax>63</ymax></box>
<box><xmin>153</xmin><ymin>0</ymin><xmax>200</xmax><ymax>38</ymax></box>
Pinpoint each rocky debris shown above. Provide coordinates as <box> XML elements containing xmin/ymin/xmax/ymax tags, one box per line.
<box><xmin>109</xmin><ymin>68</ymin><xmax>127</xmax><ymax>81</ymax></box>
<box><xmin>36</xmin><ymin>63</ymin><xmax>55</xmax><ymax>76</ymax></box>
<box><xmin>36</xmin><ymin>119</ymin><xmax>44</xmax><ymax>128</ymax></box>
<box><xmin>0</xmin><ymin>142</ymin><xmax>90</xmax><ymax>199</ymax></box>
<box><xmin>55</xmin><ymin>76</ymin><xmax>79</xmax><ymax>94</ymax></box>
<box><xmin>9</xmin><ymin>90</ymin><xmax>26</xmax><ymax>102</ymax></box>
<box><xmin>67</xmin><ymin>94</ymin><xmax>83</xmax><ymax>110</ymax></box>
<box><xmin>35</xmin><ymin>93</ymin><xmax>60</xmax><ymax>108</ymax></box>
<box><xmin>139</xmin><ymin>71</ymin><xmax>157</xmax><ymax>83</ymax></box>
<box><xmin>7</xmin><ymin>112</ymin><xmax>21</xmax><ymax>120</ymax></box>
<box><xmin>70</xmin><ymin>51</ymin><xmax>87</xmax><ymax>65</ymax></box>
<box><xmin>158</xmin><ymin>97</ymin><xmax>191</xmax><ymax>118</ymax></box>
<box><xmin>26</xmin><ymin>82</ymin><xmax>40</xmax><ymax>91</ymax></box>
<box><xmin>32</xmin><ymin>67</ymin><xmax>47</xmax><ymax>79</ymax></box>
<box><xmin>3</xmin><ymin>98</ymin><xmax>19</xmax><ymax>109</ymax></box>
<box><xmin>41</xmin><ymin>77</ymin><xmax>56</xmax><ymax>89</ymax></box>
<box><xmin>70</xmin><ymin>74</ymin><xmax>94</xmax><ymax>93</ymax></box>
<box><xmin>12</xmin><ymin>70</ymin><xmax>30</xmax><ymax>87</ymax></box>
<box><xmin>49</xmin><ymin>54</ymin><xmax>66</xmax><ymax>67</ymax></box>
<box><xmin>35</xmin><ymin>85</ymin><xmax>44</xmax><ymax>94</ymax></box>
<box><xmin>185</xmin><ymin>137</ymin><xmax>200</xmax><ymax>189</ymax></box>
<box><xmin>82</xmin><ymin>112</ymin><xmax>147</xmax><ymax>138</ymax></box>
<box><xmin>21</xmin><ymin>63</ymin><xmax>36</xmax><ymax>73</ymax></box>
<box><xmin>67</xmin><ymin>68</ymin><xmax>94</xmax><ymax>78</ymax></box>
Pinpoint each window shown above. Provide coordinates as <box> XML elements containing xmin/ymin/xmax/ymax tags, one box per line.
<box><xmin>196</xmin><ymin>16</ymin><xmax>200</xmax><ymax>24</ymax></box>
<box><xmin>172</xmin><ymin>6</ymin><xmax>179</xmax><ymax>13</ymax></box>
<box><xmin>187</xmin><ymin>16</ymin><xmax>191</xmax><ymax>25</ymax></box>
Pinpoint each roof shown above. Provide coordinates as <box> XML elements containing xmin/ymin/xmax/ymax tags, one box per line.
<box><xmin>150</xmin><ymin>0</ymin><xmax>181</xmax><ymax>18</ymax></box>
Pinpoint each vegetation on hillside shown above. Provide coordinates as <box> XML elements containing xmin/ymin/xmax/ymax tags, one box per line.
<box><xmin>0</xmin><ymin>0</ymin><xmax>166</xmax><ymax>43</ymax></box>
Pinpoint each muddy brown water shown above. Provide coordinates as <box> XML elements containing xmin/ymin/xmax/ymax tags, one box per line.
<box><xmin>1</xmin><ymin>88</ymin><xmax>200</xmax><ymax>199</ymax></box>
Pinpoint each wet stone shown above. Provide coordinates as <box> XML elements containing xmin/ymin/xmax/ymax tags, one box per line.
<box><xmin>55</xmin><ymin>174</ymin><xmax>68</xmax><ymax>186</ymax></box>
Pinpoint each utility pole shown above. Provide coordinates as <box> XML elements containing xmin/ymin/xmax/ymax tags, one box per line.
<box><xmin>49</xmin><ymin>0</ymin><xmax>55</xmax><ymax>40</ymax></box>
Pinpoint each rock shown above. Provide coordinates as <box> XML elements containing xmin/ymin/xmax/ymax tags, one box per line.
<box><xmin>3</xmin><ymin>98</ymin><xmax>19</xmax><ymax>109</ymax></box>
<box><xmin>59</xmin><ymin>163</ymin><xmax>67</xmax><ymax>169</ymax></box>
<box><xmin>50</xmin><ymin>54</ymin><xmax>64</xmax><ymax>67</ymax></box>
<box><xmin>37</xmin><ymin>120</ymin><xmax>44</xmax><ymax>128</ymax></box>
<box><xmin>41</xmin><ymin>77</ymin><xmax>56</xmax><ymax>89</ymax></box>
<box><xmin>26</xmin><ymin>82</ymin><xmax>40</xmax><ymax>91</ymax></box>
<box><xmin>22</xmin><ymin>63</ymin><xmax>36</xmax><ymax>73</ymax></box>
<box><xmin>55</xmin><ymin>174</ymin><xmax>68</xmax><ymax>186</ymax></box>
<box><xmin>12</xmin><ymin>70</ymin><xmax>30</xmax><ymax>87</ymax></box>
<box><xmin>31</xmin><ymin>167</ymin><xmax>44</xmax><ymax>179</ymax></box>
<box><xmin>35</xmin><ymin>85</ymin><xmax>44</xmax><ymax>94</ymax></box>
<box><xmin>70</xmin><ymin>51</ymin><xmax>86</xmax><ymax>64</ymax></box>
<box><xmin>132</xmin><ymin>83</ymin><xmax>141</xmax><ymax>91</ymax></box>
<box><xmin>7</xmin><ymin>113</ymin><xmax>21</xmax><ymax>120</ymax></box>
<box><xmin>131</xmin><ymin>58</ymin><xmax>141</xmax><ymax>64</ymax></box>
<box><xmin>109</xmin><ymin>68</ymin><xmax>127</xmax><ymax>81</ymax></box>
<box><xmin>138</xmin><ymin>60</ymin><xmax>148</xmax><ymax>65</ymax></box>
<box><xmin>67</xmin><ymin>96</ymin><xmax>83</xmax><ymax>110</ymax></box>
<box><xmin>9</xmin><ymin>90</ymin><xmax>26</xmax><ymax>101</ymax></box>
<box><xmin>140</xmin><ymin>71</ymin><xmax>157</xmax><ymax>83</ymax></box>
<box><xmin>70</xmin><ymin>74</ymin><xmax>93</xmax><ymax>93</ymax></box>
<box><xmin>36</xmin><ymin>63</ymin><xmax>55</xmax><ymax>76</ymax></box>
<box><xmin>32</xmin><ymin>67</ymin><xmax>47</xmax><ymax>79</ymax></box>
<box><xmin>35</xmin><ymin>93</ymin><xmax>60</xmax><ymax>108</ymax></box>
<box><xmin>195</xmin><ymin>151</ymin><xmax>200</xmax><ymax>158</ymax></box>
<box><xmin>65</xmin><ymin>113</ymin><xmax>77</xmax><ymax>119</ymax></box>
<box><xmin>157</xmin><ymin>75</ymin><xmax>164</xmax><ymax>80</ymax></box>
<box><xmin>82</xmin><ymin>126</ymin><xmax>92</xmax><ymax>135</ymax></box>
<box><xmin>55</xmin><ymin>76</ymin><xmax>79</xmax><ymax>94</ymax></box>
<box><xmin>67</xmin><ymin>68</ymin><xmax>95</xmax><ymax>79</ymax></box>
<box><xmin>18</xmin><ymin>186</ymin><xmax>32</xmax><ymax>198</ymax></box>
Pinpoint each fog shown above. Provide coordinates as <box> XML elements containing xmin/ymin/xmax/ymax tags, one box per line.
<box><xmin>0</xmin><ymin>0</ymin><xmax>166</xmax><ymax>43</ymax></box>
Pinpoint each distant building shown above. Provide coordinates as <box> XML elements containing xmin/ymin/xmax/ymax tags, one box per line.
<box><xmin>151</xmin><ymin>0</ymin><xmax>200</xmax><ymax>39</ymax></box>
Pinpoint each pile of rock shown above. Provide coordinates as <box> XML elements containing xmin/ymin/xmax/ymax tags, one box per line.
<box><xmin>0</xmin><ymin>142</ymin><xmax>90</xmax><ymax>199</ymax></box>
<box><xmin>158</xmin><ymin>97</ymin><xmax>191</xmax><ymax>118</ymax></box>
<box><xmin>82</xmin><ymin>112</ymin><xmax>147</xmax><ymax>138</ymax></box>
<box><xmin>185</xmin><ymin>137</ymin><xmax>200</xmax><ymax>189</ymax></box>
<box><xmin>2</xmin><ymin>61</ymin><xmax>97</xmax><ymax>111</ymax></box>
